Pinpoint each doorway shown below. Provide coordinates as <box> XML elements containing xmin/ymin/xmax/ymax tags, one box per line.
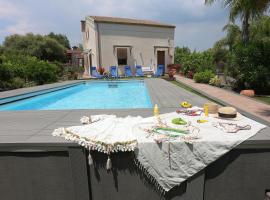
<box><xmin>157</xmin><ymin>50</ymin><xmax>165</xmax><ymax>75</ymax></box>
<box><xmin>117</xmin><ymin>48</ymin><xmax>128</xmax><ymax>65</ymax></box>
<box><xmin>157</xmin><ymin>51</ymin><xmax>165</xmax><ymax>66</ymax></box>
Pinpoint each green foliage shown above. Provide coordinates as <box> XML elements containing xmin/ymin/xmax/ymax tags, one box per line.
<box><xmin>8</xmin><ymin>77</ymin><xmax>25</xmax><ymax>89</ymax></box>
<box><xmin>3</xmin><ymin>33</ymin><xmax>67</xmax><ymax>62</ymax></box>
<box><xmin>205</xmin><ymin>0</ymin><xmax>270</xmax><ymax>44</ymax></box>
<box><xmin>0</xmin><ymin>54</ymin><xmax>58</xmax><ymax>90</ymax></box>
<box><xmin>27</xmin><ymin>60</ymin><xmax>58</xmax><ymax>85</ymax></box>
<box><xmin>47</xmin><ymin>32</ymin><xmax>70</xmax><ymax>49</ymax></box>
<box><xmin>174</xmin><ymin>47</ymin><xmax>214</xmax><ymax>75</ymax></box>
<box><xmin>194</xmin><ymin>70</ymin><xmax>215</xmax><ymax>83</ymax></box>
<box><xmin>209</xmin><ymin>76</ymin><xmax>221</xmax><ymax>87</ymax></box>
<box><xmin>230</xmin><ymin>39</ymin><xmax>270</xmax><ymax>94</ymax></box>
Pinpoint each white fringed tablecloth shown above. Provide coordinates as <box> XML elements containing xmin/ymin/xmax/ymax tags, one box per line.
<box><xmin>52</xmin><ymin>112</ymin><xmax>266</xmax><ymax>193</ymax></box>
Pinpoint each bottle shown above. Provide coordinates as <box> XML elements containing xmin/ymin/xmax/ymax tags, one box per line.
<box><xmin>204</xmin><ymin>104</ymin><xmax>209</xmax><ymax>117</ymax></box>
<box><xmin>153</xmin><ymin>104</ymin><xmax>159</xmax><ymax>117</ymax></box>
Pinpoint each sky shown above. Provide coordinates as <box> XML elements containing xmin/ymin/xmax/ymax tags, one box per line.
<box><xmin>0</xmin><ymin>0</ymin><xmax>229</xmax><ymax>51</ymax></box>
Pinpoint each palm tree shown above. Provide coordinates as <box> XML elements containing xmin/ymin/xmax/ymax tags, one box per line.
<box><xmin>222</xmin><ymin>23</ymin><xmax>241</xmax><ymax>50</ymax></box>
<box><xmin>205</xmin><ymin>0</ymin><xmax>270</xmax><ymax>44</ymax></box>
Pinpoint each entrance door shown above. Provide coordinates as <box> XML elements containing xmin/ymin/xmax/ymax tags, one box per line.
<box><xmin>117</xmin><ymin>48</ymin><xmax>128</xmax><ymax>65</ymax></box>
<box><xmin>157</xmin><ymin>50</ymin><xmax>165</xmax><ymax>66</ymax></box>
<box><xmin>117</xmin><ymin>48</ymin><xmax>128</xmax><ymax>76</ymax></box>
<box><xmin>157</xmin><ymin>50</ymin><xmax>165</xmax><ymax>75</ymax></box>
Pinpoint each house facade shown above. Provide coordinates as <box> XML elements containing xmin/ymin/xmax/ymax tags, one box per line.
<box><xmin>81</xmin><ymin>16</ymin><xmax>175</xmax><ymax>77</ymax></box>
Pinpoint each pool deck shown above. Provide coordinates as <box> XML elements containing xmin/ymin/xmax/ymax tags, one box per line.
<box><xmin>0</xmin><ymin>78</ymin><xmax>269</xmax><ymax>147</ymax></box>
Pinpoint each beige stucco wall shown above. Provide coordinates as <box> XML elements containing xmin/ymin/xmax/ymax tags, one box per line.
<box><xmin>82</xmin><ymin>17</ymin><xmax>98</xmax><ymax>76</ymax></box>
<box><xmin>82</xmin><ymin>18</ymin><xmax>175</xmax><ymax>76</ymax></box>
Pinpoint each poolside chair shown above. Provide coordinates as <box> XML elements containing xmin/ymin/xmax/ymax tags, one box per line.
<box><xmin>91</xmin><ymin>67</ymin><xmax>104</xmax><ymax>78</ymax></box>
<box><xmin>135</xmin><ymin>65</ymin><xmax>144</xmax><ymax>77</ymax></box>
<box><xmin>110</xmin><ymin>66</ymin><xmax>119</xmax><ymax>78</ymax></box>
<box><xmin>153</xmin><ymin>65</ymin><xmax>164</xmax><ymax>77</ymax></box>
<box><xmin>124</xmin><ymin>66</ymin><xmax>133</xmax><ymax>77</ymax></box>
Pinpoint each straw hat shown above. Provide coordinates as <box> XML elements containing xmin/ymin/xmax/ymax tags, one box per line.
<box><xmin>204</xmin><ymin>102</ymin><xmax>219</xmax><ymax>114</ymax></box>
<box><xmin>210</xmin><ymin>107</ymin><xmax>243</xmax><ymax>121</ymax></box>
<box><xmin>218</xmin><ymin>107</ymin><xmax>237</xmax><ymax>118</ymax></box>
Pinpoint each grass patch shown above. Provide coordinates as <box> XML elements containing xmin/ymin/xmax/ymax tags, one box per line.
<box><xmin>254</xmin><ymin>96</ymin><xmax>270</xmax><ymax>105</ymax></box>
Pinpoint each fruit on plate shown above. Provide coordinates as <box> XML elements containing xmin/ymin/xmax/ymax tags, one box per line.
<box><xmin>172</xmin><ymin>118</ymin><xmax>187</xmax><ymax>125</ymax></box>
<box><xmin>181</xmin><ymin>101</ymin><xmax>192</xmax><ymax>108</ymax></box>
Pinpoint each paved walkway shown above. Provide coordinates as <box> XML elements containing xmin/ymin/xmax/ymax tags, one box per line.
<box><xmin>175</xmin><ymin>75</ymin><xmax>270</xmax><ymax>125</ymax></box>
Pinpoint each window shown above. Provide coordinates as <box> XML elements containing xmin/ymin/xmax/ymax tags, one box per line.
<box><xmin>117</xmin><ymin>48</ymin><xmax>127</xmax><ymax>65</ymax></box>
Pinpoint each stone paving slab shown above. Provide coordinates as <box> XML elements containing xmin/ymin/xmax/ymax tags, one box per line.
<box><xmin>0</xmin><ymin>79</ymin><xmax>269</xmax><ymax>147</ymax></box>
<box><xmin>175</xmin><ymin>75</ymin><xmax>270</xmax><ymax>126</ymax></box>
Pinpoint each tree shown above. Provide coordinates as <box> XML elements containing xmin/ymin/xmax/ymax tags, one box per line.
<box><xmin>205</xmin><ymin>0</ymin><xmax>270</xmax><ymax>44</ymax></box>
<box><xmin>2</xmin><ymin>33</ymin><xmax>67</xmax><ymax>62</ymax></box>
<box><xmin>47</xmin><ymin>32</ymin><xmax>70</xmax><ymax>49</ymax></box>
<box><xmin>222</xmin><ymin>23</ymin><xmax>241</xmax><ymax>50</ymax></box>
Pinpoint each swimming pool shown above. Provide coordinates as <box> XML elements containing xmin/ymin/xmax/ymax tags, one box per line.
<box><xmin>0</xmin><ymin>80</ymin><xmax>153</xmax><ymax>110</ymax></box>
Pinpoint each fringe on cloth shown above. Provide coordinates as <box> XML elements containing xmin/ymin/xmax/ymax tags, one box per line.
<box><xmin>88</xmin><ymin>151</ymin><xmax>93</xmax><ymax>165</ymax></box>
<box><xmin>52</xmin><ymin>127</ymin><xmax>138</xmax><ymax>154</ymax></box>
<box><xmin>133</xmin><ymin>156</ymin><xmax>168</xmax><ymax>195</ymax></box>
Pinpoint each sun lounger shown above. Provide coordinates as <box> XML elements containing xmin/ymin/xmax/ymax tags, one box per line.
<box><xmin>135</xmin><ymin>65</ymin><xmax>144</xmax><ymax>77</ymax></box>
<box><xmin>91</xmin><ymin>67</ymin><xmax>104</xmax><ymax>78</ymax></box>
<box><xmin>153</xmin><ymin>65</ymin><xmax>164</xmax><ymax>77</ymax></box>
<box><xmin>124</xmin><ymin>66</ymin><xmax>133</xmax><ymax>77</ymax></box>
<box><xmin>110</xmin><ymin>66</ymin><xmax>119</xmax><ymax>78</ymax></box>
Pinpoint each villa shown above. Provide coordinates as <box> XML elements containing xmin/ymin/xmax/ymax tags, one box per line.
<box><xmin>80</xmin><ymin>16</ymin><xmax>175</xmax><ymax>77</ymax></box>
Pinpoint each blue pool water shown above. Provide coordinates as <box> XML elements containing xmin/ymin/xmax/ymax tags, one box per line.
<box><xmin>0</xmin><ymin>81</ymin><xmax>153</xmax><ymax>110</ymax></box>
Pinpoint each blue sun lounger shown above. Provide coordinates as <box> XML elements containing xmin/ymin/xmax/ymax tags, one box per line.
<box><xmin>135</xmin><ymin>65</ymin><xmax>144</xmax><ymax>77</ymax></box>
<box><xmin>154</xmin><ymin>65</ymin><xmax>164</xmax><ymax>77</ymax></box>
<box><xmin>124</xmin><ymin>66</ymin><xmax>133</xmax><ymax>77</ymax></box>
<box><xmin>91</xmin><ymin>67</ymin><xmax>104</xmax><ymax>78</ymax></box>
<box><xmin>110</xmin><ymin>66</ymin><xmax>119</xmax><ymax>78</ymax></box>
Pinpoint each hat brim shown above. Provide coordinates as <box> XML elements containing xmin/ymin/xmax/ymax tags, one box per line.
<box><xmin>210</xmin><ymin>112</ymin><xmax>243</xmax><ymax>121</ymax></box>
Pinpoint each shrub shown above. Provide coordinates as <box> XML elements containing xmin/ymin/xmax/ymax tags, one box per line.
<box><xmin>167</xmin><ymin>64</ymin><xmax>181</xmax><ymax>72</ymax></box>
<box><xmin>9</xmin><ymin>77</ymin><xmax>25</xmax><ymax>89</ymax></box>
<box><xmin>174</xmin><ymin>47</ymin><xmax>215</xmax><ymax>75</ymax></box>
<box><xmin>230</xmin><ymin>39</ymin><xmax>270</xmax><ymax>94</ymax></box>
<box><xmin>0</xmin><ymin>63</ymin><xmax>14</xmax><ymax>81</ymax></box>
<box><xmin>1</xmin><ymin>54</ymin><xmax>58</xmax><ymax>86</ymax></box>
<box><xmin>28</xmin><ymin>61</ymin><xmax>58</xmax><ymax>84</ymax></box>
<box><xmin>209</xmin><ymin>76</ymin><xmax>221</xmax><ymax>87</ymax></box>
<box><xmin>194</xmin><ymin>70</ymin><xmax>215</xmax><ymax>83</ymax></box>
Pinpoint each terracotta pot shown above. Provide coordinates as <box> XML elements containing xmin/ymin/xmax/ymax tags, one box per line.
<box><xmin>240</xmin><ymin>89</ymin><xmax>255</xmax><ymax>97</ymax></box>
<box><xmin>168</xmin><ymin>68</ymin><xmax>176</xmax><ymax>80</ymax></box>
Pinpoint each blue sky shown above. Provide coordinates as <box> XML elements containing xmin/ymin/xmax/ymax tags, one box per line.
<box><xmin>0</xmin><ymin>0</ymin><xmax>229</xmax><ymax>51</ymax></box>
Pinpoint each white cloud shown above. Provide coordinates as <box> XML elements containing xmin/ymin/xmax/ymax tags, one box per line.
<box><xmin>0</xmin><ymin>1</ymin><xmax>30</xmax><ymax>34</ymax></box>
<box><xmin>0</xmin><ymin>0</ymin><xmax>228</xmax><ymax>50</ymax></box>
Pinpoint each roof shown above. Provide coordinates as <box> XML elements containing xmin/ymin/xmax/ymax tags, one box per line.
<box><xmin>87</xmin><ymin>16</ymin><xmax>175</xmax><ymax>28</ymax></box>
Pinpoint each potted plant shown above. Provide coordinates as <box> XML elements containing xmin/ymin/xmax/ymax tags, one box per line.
<box><xmin>167</xmin><ymin>64</ymin><xmax>181</xmax><ymax>80</ymax></box>
<box><xmin>97</xmin><ymin>67</ymin><xmax>105</xmax><ymax>75</ymax></box>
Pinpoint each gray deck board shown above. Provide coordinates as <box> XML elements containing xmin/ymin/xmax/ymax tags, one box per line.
<box><xmin>0</xmin><ymin>78</ymin><xmax>269</xmax><ymax>147</ymax></box>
